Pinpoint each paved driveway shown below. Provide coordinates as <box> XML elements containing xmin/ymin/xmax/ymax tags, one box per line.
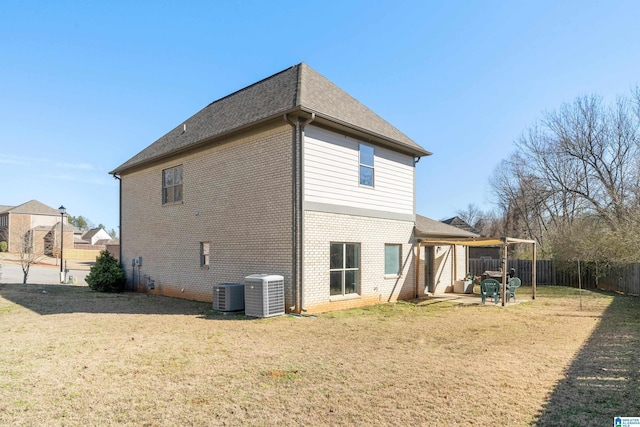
<box><xmin>0</xmin><ymin>263</ymin><xmax>89</xmax><ymax>285</ymax></box>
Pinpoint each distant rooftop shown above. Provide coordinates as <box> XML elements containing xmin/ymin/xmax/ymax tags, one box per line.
<box><xmin>415</xmin><ymin>215</ymin><xmax>479</xmax><ymax>239</ymax></box>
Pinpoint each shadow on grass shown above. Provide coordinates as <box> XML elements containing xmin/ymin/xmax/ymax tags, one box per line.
<box><xmin>0</xmin><ymin>283</ymin><xmax>303</xmax><ymax>322</ymax></box>
<box><xmin>534</xmin><ymin>292</ymin><xmax>640</xmax><ymax>426</ymax></box>
<box><xmin>0</xmin><ymin>283</ymin><xmax>212</xmax><ymax>316</ymax></box>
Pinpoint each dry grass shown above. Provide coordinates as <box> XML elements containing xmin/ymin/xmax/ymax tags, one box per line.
<box><xmin>0</xmin><ymin>283</ymin><xmax>638</xmax><ymax>426</ymax></box>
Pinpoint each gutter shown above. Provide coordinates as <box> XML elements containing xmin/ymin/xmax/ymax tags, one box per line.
<box><xmin>111</xmin><ymin>106</ymin><xmax>428</xmax><ymax>176</ymax></box>
<box><xmin>296</xmin><ymin>106</ymin><xmax>432</xmax><ymax>157</ymax></box>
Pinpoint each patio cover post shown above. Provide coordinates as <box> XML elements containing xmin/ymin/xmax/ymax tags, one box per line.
<box><xmin>415</xmin><ymin>240</ymin><xmax>421</xmax><ymax>298</ymax></box>
<box><xmin>453</xmin><ymin>244</ymin><xmax>457</xmax><ymax>283</ymax></box>
<box><xmin>532</xmin><ymin>242</ymin><xmax>537</xmax><ymax>300</ymax></box>
<box><xmin>415</xmin><ymin>235</ymin><xmax>537</xmax><ymax>304</ymax></box>
<box><xmin>501</xmin><ymin>243</ymin><xmax>508</xmax><ymax>306</ymax></box>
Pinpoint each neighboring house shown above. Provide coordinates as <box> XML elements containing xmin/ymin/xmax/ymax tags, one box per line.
<box><xmin>443</xmin><ymin>215</ymin><xmax>500</xmax><ymax>259</ymax></box>
<box><xmin>105</xmin><ymin>239</ymin><xmax>120</xmax><ymax>261</ymax></box>
<box><xmin>82</xmin><ymin>228</ymin><xmax>112</xmax><ymax>245</ymax></box>
<box><xmin>442</xmin><ymin>216</ymin><xmax>479</xmax><ymax>234</ymax></box>
<box><xmin>110</xmin><ymin>62</ymin><xmax>432</xmax><ymax>313</ymax></box>
<box><xmin>415</xmin><ymin>215</ymin><xmax>480</xmax><ymax>294</ymax></box>
<box><xmin>74</xmin><ymin>227</ymin><xmax>119</xmax><ymax>261</ymax></box>
<box><xmin>0</xmin><ymin>200</ymin><xmax>74</xmax><ymax>255</ymax></box>
<box><xmin>74</xmin><ymin>229</ymin><xmax>88</xmax><ymax>246</ymax></box>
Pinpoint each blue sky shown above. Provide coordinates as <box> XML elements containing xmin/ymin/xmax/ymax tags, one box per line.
<box><xmin>2</xmin><ymin>1</ymin><xmax>639</xmax><ymax>233</ymax></box>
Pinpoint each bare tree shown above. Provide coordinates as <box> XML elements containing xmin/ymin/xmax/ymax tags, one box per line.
<box><xmin>455</xmin><ymin>203</ymin><xmax>484</xmax><ymax>230</ymax></box>
<box><xmin>16</xmin><ymin>223</ymin><xmax>42</xmax><ymax>284</ymax></box>
<box><xmin>490</xmin><ymin>89</ymin><xmax>640</xmax><ymax>261</ymax></box>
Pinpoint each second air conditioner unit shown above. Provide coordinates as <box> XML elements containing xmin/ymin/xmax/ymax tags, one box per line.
<box><xmin>244</xmin><ymin>274</ymin><xmax>285</xmax><ymax>318</ymax></box>
<box><xmin>212</xmin><ymin>283</ymin><xmax>245</xmax><ymax>312</ymax></box>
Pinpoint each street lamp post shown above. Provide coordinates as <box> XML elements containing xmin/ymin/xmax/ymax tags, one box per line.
<box><xmin>58</xmin><ymin>205</ymin><xmax>66</xmax><ymax>283</ymax></box>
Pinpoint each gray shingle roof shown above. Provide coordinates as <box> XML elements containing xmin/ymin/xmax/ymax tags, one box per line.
<box><xmin>111</xmin><ymin>63</ymin><xmax>430</xmax><ymax>174</ymax></box>
<box><xmin>415</xmin><ymin>214</ymin><xmax>479</xmax><ymax>238</ymax></box>
<box><xmin>442</xmin><ymin>216</ymin><xmax>480</xmax><ymax>235</ymax></box>
<box><xmin>5</xmin><ymin>200</ymin><xmax>61</xmax><ymax>216</ymax></box>
<box><xmin>82</xmin><ymin>228</ymin><xmax>103</xmax><ymax>241</ymax></box>
<box><xmin>47</xmin><ymin>222</ymin><xmax>80</xmax><ymax>234</ymax></box>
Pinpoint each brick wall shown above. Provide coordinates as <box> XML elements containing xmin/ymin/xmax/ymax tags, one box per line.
<box><xmin>120</xmin><ymin>122</ymin><xmax>294</xmax><ymax>302</ymax></box>
<box><xmin>8</xmin><ymin>214</ymin><xmax>30</xmax><ymax>253</ymax></box>
<box><xmin>303</xmin><ymin>211</ymin><xmax>418</xmax><ymax>313</ymax></box>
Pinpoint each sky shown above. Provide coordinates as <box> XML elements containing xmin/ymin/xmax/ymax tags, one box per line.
<box><xmin>2</xmin><ymin>1</ymin><xmax>639</xmax><ymax>233</ymax></box>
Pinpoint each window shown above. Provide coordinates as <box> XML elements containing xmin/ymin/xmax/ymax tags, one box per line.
<box><xmin>162</xmin><ymin>165</ymin><xmax>183</xmax><ymax>204</ymax></box>
<box><xmin>200</xmin><ymin>242</ymin><xmax>210</xmax><ymax>267</ymax></box>
<box><xmin>330</xmin><ymin>243</ymin><xmax>360</xmax><ymax>296</ymax></box>
<box><xmin>384</xmin><ymin>244</ymin><xmax>402</xmax><ymax>276</ymax></box>
<box><xmin>359</xmin><ymin>143</ymin><xmax>374</xmax><ymax>187</ymax></box>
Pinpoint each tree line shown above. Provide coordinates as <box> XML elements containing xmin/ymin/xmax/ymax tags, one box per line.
<box><xmin>457</xmin><ymin>87</ymin><xmax>640</xmax><ymax>264</ymax></box>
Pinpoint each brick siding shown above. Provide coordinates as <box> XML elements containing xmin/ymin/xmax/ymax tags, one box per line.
<box><xmin>303</xmin><ymin>211</ymin><xmax>418</xmax><ymax>313</ymax></box>
<box><xmin>120</xmin><ymin>123</ymin><xmax>294</xmax><ymax>303</ymax></box>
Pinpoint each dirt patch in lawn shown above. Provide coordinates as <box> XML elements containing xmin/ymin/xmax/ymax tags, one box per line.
<box><xmin>0</xmin><ymin>284</ymin><xmax>637</xmax><ymax>426</ymax></box>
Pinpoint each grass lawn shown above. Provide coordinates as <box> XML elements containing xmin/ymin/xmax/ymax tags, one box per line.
<box><xmin>0</xmin><ymin>283</ymin><xmax>638</xmax><ymax>426</ymax></box>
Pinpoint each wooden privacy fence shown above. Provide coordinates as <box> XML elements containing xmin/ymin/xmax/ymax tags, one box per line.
<box><xmin>58</xmin><ymin>249</ymin><xmax>102</xmax><ymax>261</ymax></box>
<box><xmin>469</xmin><ymin>259</ymin><xmax>640</xmax><ymax>296</ymax></box>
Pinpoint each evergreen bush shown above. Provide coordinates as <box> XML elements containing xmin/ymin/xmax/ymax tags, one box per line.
<box><xmin>86</xmin><ymin>250</ymin><xmax>125</xmax><ymax>293</ymax></box>
<box><xmin>0</xmin><ymin>241</ymin><xmax>7</xmax><ymax>252</ymax></box>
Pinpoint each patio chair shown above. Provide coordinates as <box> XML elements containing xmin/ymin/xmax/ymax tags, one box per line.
<box><xmin>507</xmin><ymin>277</ymin><xmax>522</xmax><ymax>302</ymax></box>
<box><xmin>480</xmin><ymin>279</ymin><xmax>500</xmax><ymax>304</ymax></box>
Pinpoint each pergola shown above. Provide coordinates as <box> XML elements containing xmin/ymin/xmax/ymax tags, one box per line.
<box><xmin>415</xmin><ymin>236</ymin><xmax>537</xmax><ymax>306</ymax></box>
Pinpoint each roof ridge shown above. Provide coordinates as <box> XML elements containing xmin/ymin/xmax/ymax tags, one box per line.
<box><xmin>295</xmin><ymin>62</ymin><xmax>304</xmax><ymax>107</ymax></box>
<box><xmin>111</xmin><ymin>63</ymin><xmax>429</xmax><ymax>175</ymax></box>
<box><xmin>11</xmin><ymin>199</ymin><xmax>36</xmax><ymax>211</ymax></box>
<box><xmin>205</xmin><ymin>63</ymin><xmax>304</xmax><ymax>110</ymax></box>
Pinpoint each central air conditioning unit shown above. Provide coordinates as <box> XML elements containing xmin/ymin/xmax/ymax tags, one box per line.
<box><xmin>212</xmin><ymin>283</ymin><xmax>245</xmax><ymax>312</ymax></box>
<box><xmin>244</xmin><ymin>274</ymin><xmax>285</xmax><ymax>318</ymax></box>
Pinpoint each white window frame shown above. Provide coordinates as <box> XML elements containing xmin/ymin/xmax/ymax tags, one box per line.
<box><xmin>384</xmin><ymin>244</ymin><xmax>402</xmax><ymax>277</ymax></box>
<box><xmin>162</xmin><ymin>165</ymin><xmax>183</xmax><ymax>205</ymax></box>
<box><xmin>200</xmin><ymin>242</ymin><xmax>210</xmax><ymax>268</ymax></box>
<box><xmin>329</xmin><ymin>242</ymin><xmax>360</xmax><ymax>296</ymax></box>
<box><xmin>359</xmin><ymin>143</ymin><xmax>374</xmax><ymax>187</ymax></box>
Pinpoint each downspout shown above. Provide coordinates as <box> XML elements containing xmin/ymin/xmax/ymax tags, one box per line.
<box><xmin>298</xmin><ymin>113</ymin><xmax>314</xmax><ymax>312</ymax></box>
<box><xmin>113</xmin><ymin>174</ymin><xmax>123</xmax><ymax>273</ymax></box>
<box><xmin>284</xmin><ymin>114</ymin><xmax>298</xmax><ymax>312</ymax></box>
<box><xmin>284</xmin><ymin>112</ymin><xmax>314</xmax><ymax>313</ymax></box>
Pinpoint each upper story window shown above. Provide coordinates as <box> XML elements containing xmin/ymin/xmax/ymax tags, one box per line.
<box><xmin>162</xmin><ymin>165</ymin><xmax>183</xmax><ymax>204</ymax></box>
<box><xmin>359</xmin><ymin>143</ymin><xmax>374</xmax><ymax>187</ymax></box>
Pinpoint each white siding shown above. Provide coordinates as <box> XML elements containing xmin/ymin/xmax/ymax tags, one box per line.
<box><xmin>31</xmin><ymin>214</ymin><xmax>63</xmax><ymax>229</ymax></box>
<box><xmin>304</xmin><ymin>125</ymin><xmax>415</xmax><ymax>216</ymax></box>
<box><xmin>431</xmin><ymin>245</ymin><xmax>468</xmax><ymax>294</ymax></box>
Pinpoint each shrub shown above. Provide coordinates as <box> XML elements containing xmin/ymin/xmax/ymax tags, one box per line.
<box><xmin>0</xmin><ymin>241</ymin><xmax>7</xmax><ymax>252</ymax></box>
<box><xmin>86</xmin><ymin>250</ymin><xmax>125</xmax><ymax>293</ymax></box>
